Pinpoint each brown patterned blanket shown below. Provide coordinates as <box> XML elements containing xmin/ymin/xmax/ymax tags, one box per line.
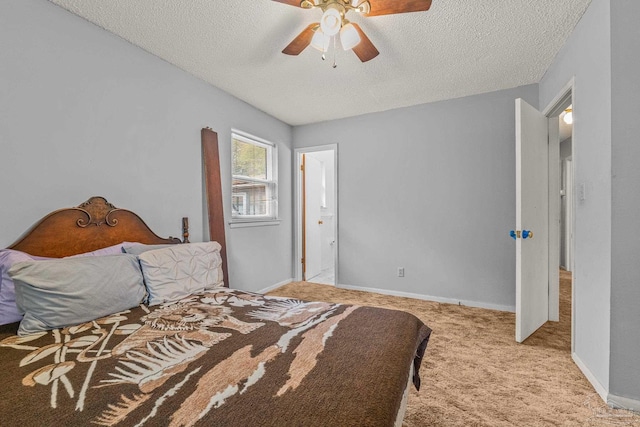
<box><xmin>0</xmin><ymin>289</ymin><xmax>431</xmax><ymax>426</ymax></box>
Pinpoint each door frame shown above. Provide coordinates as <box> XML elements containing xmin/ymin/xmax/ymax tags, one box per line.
<box><xmin>294</xmin><ymin>144</ymin><xmax>338</xmax><ymax>283</ymax></box>
<box><xmin>541</xmin><ymin>77</ymin><xmax>575</xmax><ymax>352</ymax></box>
<box><xmin>563</xmin><ymin>157</ymin><xmax>573</xmax><ymax>271</ymax></box>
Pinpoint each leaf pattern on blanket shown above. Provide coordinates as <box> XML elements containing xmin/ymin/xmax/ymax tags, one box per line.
<box><xmin>23</xmin><ymin>361</ymin><xmax>76</xmax><ymax>386</ymax></box>
<box><xmin>3</xmin><ymin>311</ymin><xmax>139</xmax><ymax>409</ymax></box>
<box><xmin>101</xmin><ymin>335</ymin><xmax>209</xmax><ymax>393</ymax></box>
<box><xmin>0</xmin><ymin>331</ymin><xmax>47</xmax><ymax>350</ymax></box>
<box><xmin>92</xmin><ymin>393</ymin><xmax>151</xmax><ymax>426</ymax></box>
<box><xmin>2</xmin><ymin>290</ymin><xmax>364</xmax><ymax>425</ymax></box>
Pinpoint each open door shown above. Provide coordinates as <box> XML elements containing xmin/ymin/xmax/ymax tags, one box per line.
<box><xmin>303</xmin><ymin>154</ymin><xmax>323</xmax><ymax>280</ymax></box>
<box><xmin>515</xmin><ymin>99</ymin><xmax>549</xmax><ymax>343</ymax></box>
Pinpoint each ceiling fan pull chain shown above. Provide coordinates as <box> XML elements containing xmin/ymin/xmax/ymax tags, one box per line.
<box><xmin>332</xmin><ymin>36</ymin><xmax>337</xmax><ymax>68</ymax></box>
<box><xmin>321</xmin><ymin>34</ymin><xmax>330</xmax><ymax>61</ymax></box>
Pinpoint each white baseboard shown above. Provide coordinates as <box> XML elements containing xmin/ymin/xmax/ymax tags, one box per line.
<box><xmin>257</xmin><ymin>278</ymin><xmax>293</xmax><ymax>294</ymax></box>
<box><xmin>607</xmin><ymin>393</ymin><xmax>640</xmax><ymax>412</ymax></box>
<box><xmin>336</xmin><ymin>284</ymin><xmax>515</xmax><ymax>313</ymax></box>
<box><xmin>572</xmin><ymin>353</ymin><xmax>640</xmax><ymax>412</ymax></box>
<box><xmin>572</xmin><ymin>352</ymin><xmax>608</xmax><ymax>402</ymax></box>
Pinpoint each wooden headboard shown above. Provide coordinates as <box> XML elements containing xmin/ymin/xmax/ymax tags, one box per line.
<box><xmin>8</xmin><ymin>196</ymin><xmax>186</xmax><ymax>258</ymax></box>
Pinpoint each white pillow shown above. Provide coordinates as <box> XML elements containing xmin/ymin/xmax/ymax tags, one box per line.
<box><xmin>138</xmin><ymin>242</ymin><xmax>224</xmax><ymax>306</ymax></box>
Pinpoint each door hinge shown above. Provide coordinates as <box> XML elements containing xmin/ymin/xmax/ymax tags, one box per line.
<box><xmin>300</xmin><ymin>164</ymin><xmax>305</xmax><ymax>171</ymax></box>
<box><xmin>301</xmin><ymin>258</ymin><xmax>305</xmax><ymax>264</ymax></box>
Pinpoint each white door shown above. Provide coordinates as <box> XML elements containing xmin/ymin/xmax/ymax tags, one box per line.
<box><xmin>515</xmin><ymin>98</ymin><xmax>550</xmax><ymax>343</ymax></box>
<box><xmin>304</xmin><ymin>155</ymin><xmax>323</xmax><ymax>280</ymax></box>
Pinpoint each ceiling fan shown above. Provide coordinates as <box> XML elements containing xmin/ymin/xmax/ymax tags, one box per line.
<box><xmin>274</xmin><ymin>0</ymin><xmax>433</xmax><ymax>63</ymax></box>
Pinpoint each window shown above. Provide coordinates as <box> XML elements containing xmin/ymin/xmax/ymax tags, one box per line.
<box><xmin>231</xmin><ymin>131</ymin><xmax>278</xmax><ymax>223</ymax></box>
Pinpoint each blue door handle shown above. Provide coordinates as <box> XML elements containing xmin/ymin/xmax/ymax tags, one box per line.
<box><xmin>510</xmin><ymin>230</ymin><xmax>534</xmax><ymax>240</ymax></box>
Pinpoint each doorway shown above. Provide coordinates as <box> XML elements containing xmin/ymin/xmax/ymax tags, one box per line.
<box><xmin>557</xmin><ymin>102</ymin><xmax>574</xmax><ymax>353</ymax></box>
<box><xmin>543</xmin><ymin>82</ymin><xmax>574</xmax><ymax>344</ymax></box>
<box><xmin>294</xmin><ymin>145</ymin><xmax>338</xmax><ymax>285</ymax></box>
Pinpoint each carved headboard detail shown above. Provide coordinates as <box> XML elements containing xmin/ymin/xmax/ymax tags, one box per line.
<box><xmin>75</xmin><ymin>197</ymin><xmax>121</xmax><ymax>228</ymax></box>
<box><xmin>8</xmin><ymin>197</ymin><xmax>186</xmax><ymax>258</ymax></box>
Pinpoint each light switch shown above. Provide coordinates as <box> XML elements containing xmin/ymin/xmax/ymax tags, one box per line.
<box><xmin>579</xmin><ymin>183</ymin><xmax>586</xmax><ymax>201</ymax></box>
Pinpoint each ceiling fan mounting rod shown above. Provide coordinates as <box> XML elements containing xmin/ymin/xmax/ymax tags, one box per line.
<box><xmin>300</xmin><ymin>0</ymin><xmax>371</xmax><ymax>15</ymax></box>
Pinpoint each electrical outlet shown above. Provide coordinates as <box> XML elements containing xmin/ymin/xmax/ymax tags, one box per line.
<box><xmin>397</xmin><ymin>267</ymin><xmax>405</xmax><ymax>277</ymax></box>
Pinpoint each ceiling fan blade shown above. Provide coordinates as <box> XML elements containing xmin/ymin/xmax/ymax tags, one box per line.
<box><xmin>282</xmin><ymin>23</ymin><xmax>318</xmax><ymax>56</ymax></box>
<box><xmin>366</xmin><ymin>0</ymin><xmax>432</xmax><ymax>17</ymax></box>
<box><xmin>272</xmin><ymin>0</ymin><xmax>303</xmax><ymax>7</ymax></box>
<box><xmin>351</xmin><ymin>23</ymin><xmax>379</xmax><ymax>62</ymax></box>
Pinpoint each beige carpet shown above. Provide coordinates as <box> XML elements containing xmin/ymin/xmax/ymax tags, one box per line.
<box><xmin>267</xmin><ymin>272</ymin><xmax>640</xmax><ymax>426</ymax></box>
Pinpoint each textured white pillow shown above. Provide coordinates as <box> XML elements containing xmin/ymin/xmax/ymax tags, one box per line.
<box><xmin>138</xmin><ymin>242</ymin><xmax>224</xmax><ymax>306</ymax></box>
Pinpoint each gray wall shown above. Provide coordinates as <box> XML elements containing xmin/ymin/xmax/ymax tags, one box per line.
<box><xmin>294</xmin><ymin>85</ymin><xmax>538</xmax><ymax>310</ymax></box>
<box><xmin>0</xmin><ymin>0</ymin><xmax>293</xmax><ymax>292</ymax></box>
<box><xmin>610</xmin><ymin>0</ymin><xmax>640</xmax><ymax>403</ymax></box>
<box><xmin>540</xmin><ymin>0</ymin><xmax>612</xmax><ymax>396</ymax></box>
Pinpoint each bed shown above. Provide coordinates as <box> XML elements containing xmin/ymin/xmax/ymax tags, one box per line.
<box><xmin>0</xmin><ymin>196</ymin><xmax>431</xmax><ymax>427</ymax></box>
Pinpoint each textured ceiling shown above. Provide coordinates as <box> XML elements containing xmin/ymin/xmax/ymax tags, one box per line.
<box><xmin>49</xmin><ymin>0</ymin><xmax>591</xmax><ymax>126</ymax></box>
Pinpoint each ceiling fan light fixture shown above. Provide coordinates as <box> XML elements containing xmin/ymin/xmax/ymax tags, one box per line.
<box><xmin>340</xmin><ymin>22</ymin><xmax>361</xmax><ymax>50</ymax></box>
<box><xmin>354</xmin><ymin>0</ymin><xmax>371</xmax><ymax>14</ymax></box>
<box><xmin>320</xmin><ymin>7</ymin><xmax>342</xmax><ymax>36</ymax></box>
<box><xmin>311</xmin><ymin>28</ymin><xmax>330</xmax><ymax>52</ymax></box>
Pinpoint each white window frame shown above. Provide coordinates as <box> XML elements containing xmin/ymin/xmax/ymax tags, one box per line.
<box><xmin>230</xmin><ymin>130</ymin><xmax>279</xmax><ymax>227</ymax></box>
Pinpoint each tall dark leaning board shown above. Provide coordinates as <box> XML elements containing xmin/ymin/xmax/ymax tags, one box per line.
<box><xmin>202</xmin><ymin>127</ymin><xmax>229</xmax><ymax>288</ymax></box>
